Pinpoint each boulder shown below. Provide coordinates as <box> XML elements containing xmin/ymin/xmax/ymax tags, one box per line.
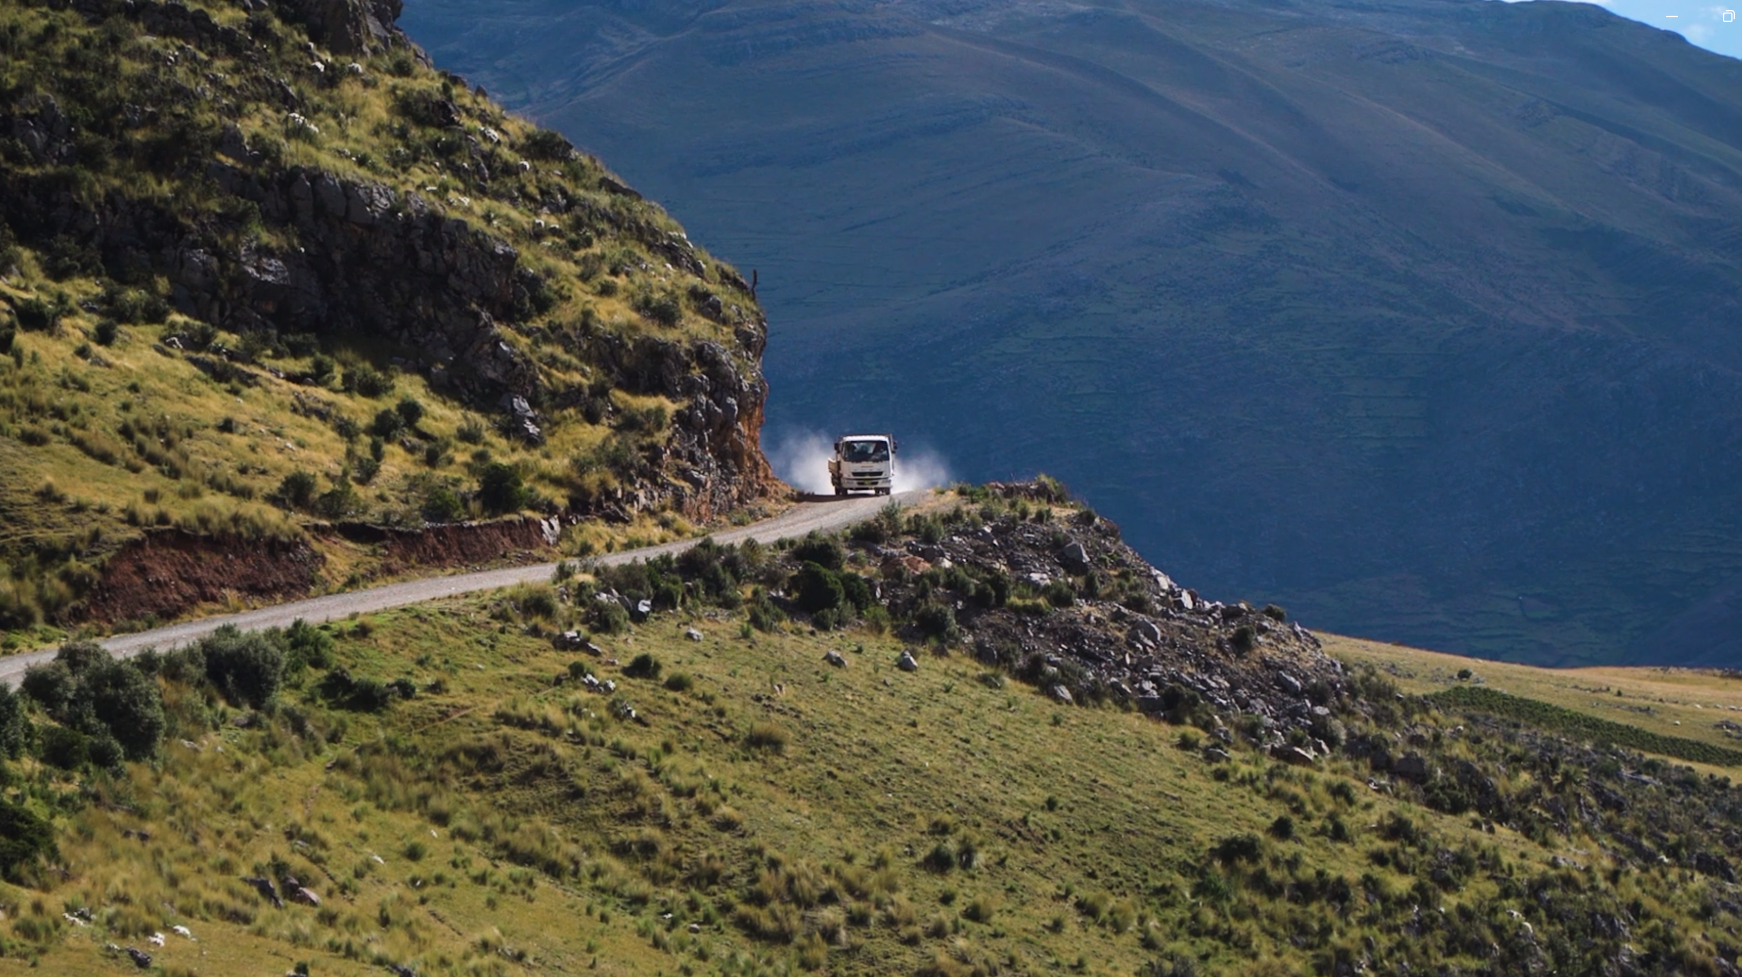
<box><xmin>1049</xmin><ymin>684</ymin><xmax>1075</xmax><ymax>705</ymax></box>
<box><xmin>823</xmin><ymin>649</ymin><xmax>848</xmax><ymax>668</ymax></box>
<box><xmin>241</xmin><ymin>876</ymin><xmax>283</xmax><ymax>908</ymax></box>
<box><xmin>684</xmin><ymin>627</ymin><xmax>704</xmax><ymax>642</ymax></box>
<box><xmin>1270</xmin><ymin>744</ymin><xmax>1318</xmax><ymax>766</ymax></box>
<box><xmin>897</xmin><ymin>650</ymin><xmax>920</xmax><ymax>672</ymax></box>
<box><xmin>1057</xmin><ymin>540</ymin><xmax>1091</xmax><ymax>574</ymax></box>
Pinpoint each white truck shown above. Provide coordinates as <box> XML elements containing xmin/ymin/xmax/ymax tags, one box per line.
<box><xmin>828</xmin><ymin>434</ymin><xmax>897</xmax><ymax>496</ymax></box>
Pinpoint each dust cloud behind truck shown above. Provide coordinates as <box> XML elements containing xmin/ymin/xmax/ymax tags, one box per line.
<box><xmin>828</xmin><ymin>434</ymin><xmax>897</xmax><ymax>496</ymax></box>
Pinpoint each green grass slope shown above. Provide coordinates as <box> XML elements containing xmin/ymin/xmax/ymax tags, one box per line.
<box><xmin>0</xmin><ymin>0</ymin><xmax>779</xmax><ymax>644</ymax></box>
<box><xmin>0</xmin><ymin>488</ymin><xmax>1737</xmax><ymax>976</ymax></box>
<box><xmin>401</xmin><ymin>0</ymin><xmax>1742</xmax><ymax>667</ymax></box>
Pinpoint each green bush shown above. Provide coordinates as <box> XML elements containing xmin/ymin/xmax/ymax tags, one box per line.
<box><xmin>792</xmin><ymin>562</ymin><xmax>845</xmax><ymax>614</ymax></box>
<box><xmin>790</xmin><ymin>533</ymin><xmax>845</xmax><ymax>572</ymax></box>
<box><xmin>478</xmin><ymin>462</ymin><xmax>528</xmax><ymax>515</ymax></box>
<box><xmin>591</xmin><ymin>598</ymin><xmax>631</xmax><ymax>635</ymax></box>
<box><xmin>279</xmin><ymin>619</ymin><xmax>334</xmax><ymax>671</ymax></box>
<box><xmin>624</xmin><ymin>653</ymin><xmax>662</xmax><ymax>680</ymax></box>
<box><xmin>370</xmin><ymin>407</ymin><xmax>405</xmax><ymax>439</ymax></box>
<box><xmin>343</xmin><ymin>365</ymin><xmax>395</xmax><ymax>398</ymax></box>
<box><xmin>423</xmin><ymin>484</ymin><xmax>465</xmax><ymax>523</ymax></box>
<box><xmin>0</xmin><ymin>685</ymin><xmax>29</xmax><ymax>759</ymax></box>
<box><xmin>80</xmin><ymin>657</ymin><xmax>165</xmax><ymax>760</ymax></box>
<box><xmin>395</xmin><ymin>396</ymin><xmax>425</xmax><ymax>428</ymax></box>
<box><xmin>914</xmin><ymin>602</ymin><xmax>957</xmax><ymax>641</ymax></box>
<box><xmin>200</xmin><ymin>625</ymin><xmax>285</xmax><ymax>708</ymax></box>
<box><xmin>20</xmin><ymin>661</ymin><xmax>76</xmax><ymax>715</ymax></box>
<box><xmin>0</xmin><ymin>799</ymin><xmax>55</xmax><ymax>882</ymax></box>
<box><xmin>277</xmin><ymin>470</ymin><xmax>319</xmax><ymax>510</ymax></box>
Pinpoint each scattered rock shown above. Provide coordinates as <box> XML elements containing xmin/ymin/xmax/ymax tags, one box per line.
<box><xmin>292</xmin><ymin>887</ymin><xmax>322</xmax><ymax>907</ymax></box>
<box><xmin>823</xmin><ymin>649</ymin><xmax>848</xmax><ymax>668</ymax></box>
<box><xmin>897</xmin><ymin>650</ymin><xmax>920</xmax><ymax>672</ymax></box>
<box><xmin>242</xmin><ymin>876</ymin><xmax>283</xmax><ymax>908</ymax></box>
<box><xmin>1049</xmin><ymin>684</ymin><xmax>1075</xmax><ymax>705</ymax></box>
<box><xmin>1270</xmin><ymin>744</ymin><xmax>1318</xmax><ymax>766</ymax></box>
<box><xmin>1057</xmin><ymin>540</ymin><xmax>1091</xmax><ymax>574</ymax></box>
<box><xmin>685</xmin><ymin>627</ymin><xmax>704</xmax><ymax>642</ymax></box>
<box><xmin>1277</xmin><ymin>672</ymin><xmax>1303</xmax><ymax>695</ymax></box>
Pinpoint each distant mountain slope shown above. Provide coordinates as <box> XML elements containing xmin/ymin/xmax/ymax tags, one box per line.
<box><xmin>401</xmin><ymin>0</ymin><xmax>1742</xmax><ymax>666</ymax></box>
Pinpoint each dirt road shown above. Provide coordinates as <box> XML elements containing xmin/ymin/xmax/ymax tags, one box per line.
<box><xmin>0</xmin><ymin>491</ymin><xmax>928</xmax><ymax>686</ymax></box>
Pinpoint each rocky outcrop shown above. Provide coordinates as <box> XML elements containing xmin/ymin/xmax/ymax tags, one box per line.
<box><xmin>0</xmin><ymin>0</ymin><xmax>782</xmax><ymax>529</ymax></box>
<box><xmin>834</xmin><ymin>484</ymin><xmax>1346</xmax><ymax>746</ymax></box>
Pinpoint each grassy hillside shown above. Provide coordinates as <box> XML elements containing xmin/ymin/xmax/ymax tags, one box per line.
<box><xmin>0</xmin><ymin>489</ymin><xmax>1738</xmax><ymax>976</ymax></box>
<box><xmin>402</xmin><ymin>0</ymin><xmax>1742</xmax><ymax>668</ymax></box>
<box><xmin>0</xmin><ymin>0</ymin><xmax>780</xmax><ymax>642</ymax></box>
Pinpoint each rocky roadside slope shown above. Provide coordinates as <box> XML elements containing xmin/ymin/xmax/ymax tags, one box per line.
<box><xmin>0</xmin><ymin>0</ymin><xmax>784</xmax><ymax>630</ymax></box>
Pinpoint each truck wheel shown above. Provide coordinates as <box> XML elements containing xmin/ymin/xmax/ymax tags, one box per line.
<box><xmin>834</xmin><ymin>486</ymin><xmax>846</xmax><ymax>497</ymax></box>
<box><xmin>876</xmin><ymin>488</ymin><xmax>890</xmax><ymax>496</ymax></box>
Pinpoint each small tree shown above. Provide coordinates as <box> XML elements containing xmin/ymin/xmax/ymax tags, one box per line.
<box><xmin>81</xmin><ymin>658</ymin><xmax>164</xmax><ymax>761</ymax></box>
<box><xmin>0</xmin><ymin>800</ymin><xmax>55</xmax><ymax>882</ymax></box>
<box><xmin>478</xmin><ymin>462</ymin><xmax>527</xmax><ymax>515</ymax></box>
<box><xmin>792</xmin><ymin>562</ymin><xmax>845</xmax><ymax>614</ymax></box>
<box><xmin>201</xmin><ymin>625</ymin><xmax>285</xmax><ymax>709</ymax></box>
<box><xmin>277</xmin><ymin>470</ymin><xmax>318</xmax><ymax>510</ymax></box>
<box><xmin>395</xmin><ymin>396</ymin><xmax>425</xmax><ymax>428</ymax></box>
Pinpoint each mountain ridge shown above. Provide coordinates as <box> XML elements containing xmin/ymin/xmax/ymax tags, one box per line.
<box><xmin>403</xmin><ymin>0</ymin><xmax>1742</xmax><ymax>666</ymax></box>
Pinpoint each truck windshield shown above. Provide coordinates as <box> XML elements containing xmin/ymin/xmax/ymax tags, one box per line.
<box><xmin>842</xmin><ymin>440</ymin><xmax>890</xmax><ymax>463</ymax></box>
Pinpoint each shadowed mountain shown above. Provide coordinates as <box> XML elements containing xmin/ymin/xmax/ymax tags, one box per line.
<box><xmin>402</xmin><ymin>0</ymin><xmax>1742</xmax><ymax>665</ymax></box>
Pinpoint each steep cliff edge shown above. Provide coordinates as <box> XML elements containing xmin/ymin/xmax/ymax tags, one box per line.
<box><xmin>0</xmin><ymin>0</ymin><xmax>781</xmax><ymax>633</ymax></box>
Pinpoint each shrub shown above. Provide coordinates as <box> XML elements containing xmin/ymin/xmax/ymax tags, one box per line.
<box><xmin>38</xmin><ymin>724</ymin><xmax>87</xmax><ymax>769</ymax></box>
<box><xmin>93</xmin><ymin>319</ymin><xmax>118</xmax><ymax>346</ymax></box>
<box><xmin>276</xmin><ymin>470</ymin><xmax>319</xmax><ymax>510</ymax></box>
<box><xmin>1269</xmin><ymin>815</ymin><xmax>1295</xmax><ymax>841</ymax></box>
<box><xmin>790</xmin><ymin>533</ymin><xmax>845</xmax><ymax>572</ymax></box>
<box><xmin>478</xmin><ymin>462</ymin><xmax>528</xmax><ymax>515</ymax></box>
<box><xmin>20</xmin><ymin>661</ymin><xmax>76</xmax><ymax>715</ymax></box>
<box><xmin>200</xmin><ymin>625</ymin><xmax>285</xmax><ymax>708</ymax></box>
<box><xmin>0</xmin><ymin>685</ymin><xmax>28</xmax><ymax>759</ymax></box>
<box><xmin>395</xmin><ymin>396</ymin><xmax>424</xmax><ymax>428</ymax></box>
<box><xmin>792</xmin><ymin>562</ymin><xmax>845</xmax><ymax>614</ymax></box>
<box><xmin>913</xmin><ymin>602</ymin><xmax>957</xmax><ymax>641</ymax></box>
<box><xmin>744</xmin><ymin>722</ymin><xmax>788</xmax><ymax>753</ymax></box>
<box><xmin>15</xmin><ymin>296</ymin><xmax>60</xmax><ymax>332</ymax></box>
<box><xmin>343</xmin><ymin>365</ymin><xmax>394</xmax><ymax>398</ymax></box>
<box><xmin>1262</xmin><ymin>603</ymin><xmax>1288</xmax><ymax>622</ymax></box>
<box><xmin>591</xmin><ymin>598</ymin><xmax>630</xmax><ymax>635</ymax></box>
<box><xmin>280</xmin><ymin>619</ymin><xmax>334</xmax><ymax>671</ymax></box>
<box><xmin>0</xmin><ymin>800</ymin><xmax>55</xmax><ymax>881</ymax></box>
<box><xmin>1230</xmin><ymin>625</ymin><xmax>1257</xmax><ymax>654</ymax></box>
<box><xmin>80</xmin><ymin>658</ymin><xmax>165</xmax><ymax>760</ymax></box>
<box><xmin>1211</xmin><ymin>833</ymin><xmax>1263</xmax><ymax>865</ymax></box>
<box><xmin>663</xmin><ymin>673</ymin><xmax>693</xmax><ymax>692</ymax></box>
<box><xmin>423</xmin><ymin>484</ymin><xmax>465</xmax><ymax>523</ymax></box>
<box><xmin>370</xmin><ymin>408</ymin><xmax>404</xmax><ymax>439</ymax></box>
<box><xmin>624</xmin><ymin>653</ymin><xmax>662</xmax><ymax>680</ymax></box>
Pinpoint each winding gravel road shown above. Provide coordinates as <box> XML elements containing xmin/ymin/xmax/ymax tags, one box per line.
<box><xmin>0</xmin><ymin>490</ymin><xmax>928</xmax><ymax>686</ymax></box>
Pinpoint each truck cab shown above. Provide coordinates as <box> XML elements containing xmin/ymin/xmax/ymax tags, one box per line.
<box><xmin>828</xmin><ymin>434</ymin><xmax>897</xmax><ymax>496</ymax></box>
